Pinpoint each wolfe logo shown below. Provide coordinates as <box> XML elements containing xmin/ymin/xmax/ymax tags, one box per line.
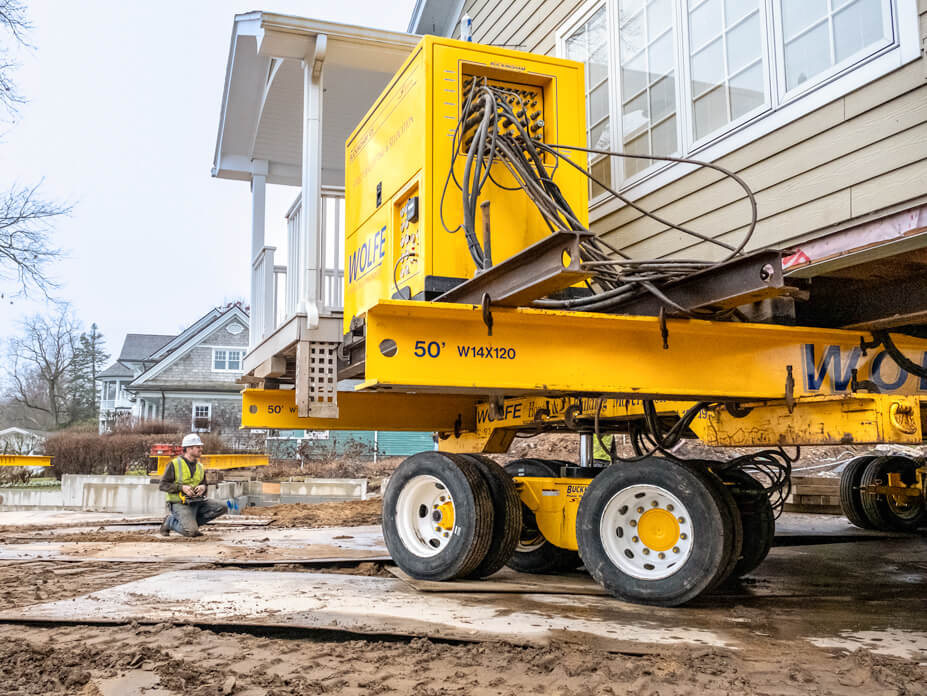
<box><xmin>803</xmin><ymin>344</ymin><xmax>927</xmax><ymax>393</ymax></box>
<box><xmin>348</xmin><ymin>225</ymin><xmax>386</xmax><ymax>284</ymax></box>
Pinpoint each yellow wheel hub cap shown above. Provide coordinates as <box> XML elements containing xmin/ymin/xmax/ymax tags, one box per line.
<box><xmin>637</xmin><ymin>508</ymin><xmax>680</xmax><ymax>552</ymax></box>
<box><xmin>435</xmin><ymin>501</ymin><xmax>455</xmax><ymax>530</ymax></box>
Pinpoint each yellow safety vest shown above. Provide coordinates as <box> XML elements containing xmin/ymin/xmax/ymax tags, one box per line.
<box><xmin>165</xmin><ymin>456</ymin><xmax>205</xmax><ymax>503</ymax></box>
<box><xmin>593</xmin><ymin>434</ymin><xmax>614</xmax><ymax>462</ymax></box>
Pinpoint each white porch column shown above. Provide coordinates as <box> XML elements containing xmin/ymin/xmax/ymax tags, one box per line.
<box><xmin>300</xmin><ymin>34</ymin><xmax>326</xmax><ymax>321</ymax></box>
<box><xmin>250</xmin><ymin>159</ymin><xmax>269</xmax><ymax>348</ymax></box>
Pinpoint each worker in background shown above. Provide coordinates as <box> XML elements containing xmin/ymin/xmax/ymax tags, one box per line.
<box><xmin>159</xmin><ymin>433</ymin><xmax>226</xmax><ymax>537</ymax></box>
<box><xmin>593</xmin><ymin>433</ymin><xmax>615</xmax><ymax>465</ymax></box>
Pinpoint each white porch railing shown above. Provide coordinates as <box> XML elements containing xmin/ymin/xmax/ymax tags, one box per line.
<box><xmin>100</xmin><ymin>398</ymin><xmax>132</xmax><ymax>411</ymax></box>
<box><xmin>251</xmin><ymin>245</ymin><xmax>277</xmax><ymax>348</ymax></box>
<box><xmin>284</xmin><ymin>189</ymin><xmax>345</xmax><ymax>315</ymax></box>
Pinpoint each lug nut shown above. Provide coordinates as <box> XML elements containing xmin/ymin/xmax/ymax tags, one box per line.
<box><xmin>651</xmin><ymin>501</ymin><xmax>658</xmax><ymax>507</ymax></box>
<box><xmin>658</xmin><ymin>552</ymin><xmax>665</xmax><ymax>559</ymax></box>
<box><xmin>678</xmin><ymin>517</ymin><xmax>686</xmax><ymax>524</ymax></box>
<box><xmin>667</xmin><ymin>504</ymin><xmax>674</xmax><ymax>512</ymax></box>
<box><xmin>673</xmin><ymin>547</ymin><xmax>680</xmax><ymax>553</ymax></box>
<box><xmin>629</xmin><ymin>520</ymin><xmax>637</xmax><ymax>527</ymax></box>
<box><xmin>642</xmin><ymin>548</ymin><xmax>650</xmax><ymax>555</ymax></box>
<box><xmin>680</xmin><ymin>533</ymin><xmax>687</xmax><ymax>540</ymax></box>
<box><xmin>632</xmin><ymin>536</ymin><xmax>639</xmax><ymax>543</ymax></box>
<box><xmin>636</xmin><ymin>507</ymin><xmax>644</xmax><ymax>514</ymax></box>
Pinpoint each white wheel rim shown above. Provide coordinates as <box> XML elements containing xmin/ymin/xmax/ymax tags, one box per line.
<box><xmin>599</xmin><ymin>484</ymin><xmax>694</xmax><ymax>580</ymax></box>
<box><xmin>395</xmin><ymin>475</ymin><xmax>456</xmax><ymax>557</ymax></box>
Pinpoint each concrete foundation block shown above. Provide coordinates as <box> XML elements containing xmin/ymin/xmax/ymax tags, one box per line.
<box><xmin>280</xmin><ymin>479</ymin><xmax>367</xmax><ymax>501</ymax></box>
<box><xmin>81</xmin><ymin>482</ymin><xmax>165</xmax><ymax>516</ymax></box>
<box><xmin>0</xmin><ymin>488</ymin><xmax>65</xmax><ymax>509</ymax></box>
<box><xmin>62</xmin><ymin>475</ymin><xmax>153</xmax><ymax>507</ymax></box>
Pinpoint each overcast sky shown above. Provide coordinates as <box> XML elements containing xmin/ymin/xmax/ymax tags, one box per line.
<box><xmin>1</xmin><ymin>0</ymin><xmax>416</xmax><ymax>359</ymax></box>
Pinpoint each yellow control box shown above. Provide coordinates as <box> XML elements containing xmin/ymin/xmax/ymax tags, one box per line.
<box><xmin>343</xmin><ymin>36</ymin><xmax>588</xmax><ymax>332</ymax></box>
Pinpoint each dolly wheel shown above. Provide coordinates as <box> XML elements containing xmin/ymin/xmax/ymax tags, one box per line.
<box><xmin>457</xmin><ymin>454</ymin><xmax>523</xmax><ymax>578</ymax></box>
<box><xmin>382</xmin><ymin>451</ymin><xmax>494</xmax><ymax>581</ymax></box>
<box><xmin>860</xmin><ymin>456</ymin><xmax>926</xmax><ymax>532</ymax></box>
<box><xmin>839</xmin><ymin>455</ymin><xmax>880</xmax><ymax>530</ymax></box>
<box><xmin>717</xmin><ymin>469</ymin><xmax>775</xmax><ymax>578</ymax></box>
<box><xmin>577</xmin><ymin>457</ymin><xmax>734</xmax><ymax>606</ymax></box>
<box><xmin>503</xmin><ymin>458</ymin><xmax>581</xmax><ymax>573</ymax></box>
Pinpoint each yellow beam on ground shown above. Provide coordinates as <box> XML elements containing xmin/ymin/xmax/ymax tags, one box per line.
<box><xmin>241</xmin><ymin>388</ymin><xmax>478</xmax><ymax>432</ymax></box>
<box><xmin>361</xmin><ymin>300</ymin><xmax>927</xmax><ymax>401</ymax></box>
<box><xmin>150</xmin><ymin>454</ymin><xmax>270</xmax><ymax>476</ymax></box>
<box><xmin>0</xmin><ymin>454</ymin><xmax>52</xmax><ymax>467</ymax></box>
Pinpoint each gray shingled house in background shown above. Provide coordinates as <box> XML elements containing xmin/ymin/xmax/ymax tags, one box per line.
<box><xmin>96</xmin><ymin>304</ymin><xmax>250</xmax><ymax>434</ymax></box>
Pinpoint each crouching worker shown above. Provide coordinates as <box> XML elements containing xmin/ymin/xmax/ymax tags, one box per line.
<box><xmin>159</xmin><ymin>433</ymin><xmax>226</xmax><ymax>537</ymax></box>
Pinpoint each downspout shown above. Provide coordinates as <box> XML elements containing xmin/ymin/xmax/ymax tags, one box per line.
<box><xmin>161</xmin><ymin>391</ymin><xmax>166</xmax><ymax>422</ymax></box>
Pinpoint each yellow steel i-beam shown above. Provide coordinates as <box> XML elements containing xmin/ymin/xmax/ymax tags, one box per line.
<box><xmin>360</xmin><ymin>300</ymin><xmax>927</xmax><ymax>401</ymax></box>
<box><xmin>0</xmin><ymin>455</ymin><xmax>52</xmax><ymax>467</ymax></box>
<box><xmin>241</xmin><ymin>388</ymin><xmax>478</xmax><ymax>432</ymax></box>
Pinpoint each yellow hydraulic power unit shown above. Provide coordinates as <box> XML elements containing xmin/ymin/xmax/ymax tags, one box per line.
<box><xmin>343</xmin><ymin>36</ymin><xmax>588</xmax><ymax>329</ymax></box>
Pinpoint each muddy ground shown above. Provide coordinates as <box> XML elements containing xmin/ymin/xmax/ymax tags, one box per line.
<box><xmin>243</xmin><ymin>499</ymin><xmax>382</xmax><ymax>528</ymax></box>
<box><xmin>0</xmin><ymin>516</ymin><xmax>925</xmax><ymax>694</ymax></box>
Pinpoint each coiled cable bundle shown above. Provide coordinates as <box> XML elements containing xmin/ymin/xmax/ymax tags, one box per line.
<box><xmin>443</xmin><ymin>77</ymin><xmax>759</xmax><ymax>318</ymax></box>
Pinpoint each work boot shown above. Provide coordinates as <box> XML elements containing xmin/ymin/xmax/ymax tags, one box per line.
<box><xmin>159</xmin><ymin>517</ymin><xmax>171</xmax><ymax>537</ymax></box>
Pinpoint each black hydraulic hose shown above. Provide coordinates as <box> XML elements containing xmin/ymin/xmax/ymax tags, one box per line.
<box><xmin>872</xmin><ymin>330</ymin><xmax>927</xmax><ymax>379</ymax></box>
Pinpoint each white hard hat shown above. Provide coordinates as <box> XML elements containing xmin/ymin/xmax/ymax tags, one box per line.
<box><xmin>182</xmin><ymin>433</ymin><xmax>204</xmax><ymax>448</ymax></box>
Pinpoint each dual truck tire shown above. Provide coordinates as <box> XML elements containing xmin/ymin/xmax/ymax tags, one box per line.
<box><xmin>383</xmin><ymin>451</ymin><xmax>776</xmax><ymax>605</ymax></box>
<box><xmin>839</xmin><ymin>455</ymin><xmax>926</xmax><ymax>532</ymax></box>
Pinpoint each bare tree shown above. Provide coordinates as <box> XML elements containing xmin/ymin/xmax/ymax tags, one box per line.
<box><xmin>0</xmin><ymin>0</ymin><xmax>29</xmax><ymax>118</ymax></box>
<box><xmin>0</xmin><ymin>1</ymin><xmax>69</xmax><ymax>300</ymax></box>
<box><xmin>5</xmin><ymin>306</ymin><xmax>80</xmax><ymax>428</ymax></box>
<box><xmin>1</xmin><ymin>183</ymin><xmax>69</xmax><ymax>298</ymax></box>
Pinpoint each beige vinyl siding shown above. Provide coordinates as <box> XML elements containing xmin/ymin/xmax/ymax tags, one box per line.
<box><xmin>452</xmin><ymin>1</ymin><xmax>927</xmax><ymax>262</ymax></box>
<box><xmin>459</xmin><ymin>0</ymin><xmax>584</xmax><ymax>56</ymax></box>
<box><xmin>595</xmin><ymin>57</ymin><xmax>927</xmax><ymax>261</ymax></box>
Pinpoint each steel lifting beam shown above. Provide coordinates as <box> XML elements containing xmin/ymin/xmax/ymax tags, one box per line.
<box><xmin>0</xmin><ymin>455</ymin><xmax>52</xmax><ymax>467</ymax></box>
<box><xmin>360</xmin><ymin>300</ymin><xmax>927</xmax><ymax>401</ymax></box>
<box><xmin>241</xmin><ymin>388</ymin><xmax>479</xmax><ymax>432</ymax></box>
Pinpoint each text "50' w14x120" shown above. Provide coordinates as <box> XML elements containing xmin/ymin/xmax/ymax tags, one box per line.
<box><xmin>413</xmin><ymin>340</ymin><xmax>517</xmax><ymax>360</ymax></box>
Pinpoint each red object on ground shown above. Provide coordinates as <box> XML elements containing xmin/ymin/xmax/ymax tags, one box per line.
<box><xmin>150</xmin><ymin>444</ymin><xmax>183</xmax><ymax>457</ymax></box>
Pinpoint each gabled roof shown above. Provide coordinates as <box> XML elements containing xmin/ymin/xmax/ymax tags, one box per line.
<box><xmin>97</xmin><ymin>361</ymin><xmax>134</xmax><ymax>379</ymax></box>
<box><xmin>127</xmin><ymin>305</ymin><xmax>251</xmax><ymax>390</ymax></box>
<box><xmin>147</xmin><ymin>308</ymin><xmax>223</xmax><ymax>361</ymax></box>
<box><xmin>0</xmin><ymin>427</ymin><xmax>47</xmax><ymax>439</ymax></box>
<box><xmin>119</xmin><ymin>334</ymin><xmax>175</xmax><ymax>362</ymax></box>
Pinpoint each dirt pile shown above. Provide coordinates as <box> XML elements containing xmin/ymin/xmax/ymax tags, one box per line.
<box><xmin>0</xmin><ymin>622</ymin><xmax>923</xmax><ymax>696</ymax></box>
<box><xmin>243</xmin><ymin>498</ymin><xmax>382</xmax><ymax>528</ymax></box>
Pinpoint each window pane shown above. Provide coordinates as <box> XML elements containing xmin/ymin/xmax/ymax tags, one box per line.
<box><xmin>648</xmin><ymin>30</ymin><xmax>674</xmax><ymax>79</ymax></box>
<box><xmin>214</xmin><ymin>350</ymin><xmax>226</xmax><ymax>369</ymax></box>
<box><xmin>624</xmin><ymin>133</ymin><xmax>650</xmax><ymax>177</ymax></box>
<box><xmin>726</xmin><ymin>11</ymin><xmax>761</xmax><ymax>74</ymax></box>
<box><xmin>619</xmin><ymin>0</ymin><xmax>645</xmax><ymax>23</ymax></box>
<box><xmin>784</xmin><ymin>21</ymin><xmax>830</xmax><ymax>90</ymax></box>
<box><xmin>590</xmin><ymin>81</ymin><xmax>610</xmax><ymax>124</ymax></box>
<box><xmin>689</xmin><ymin>0</ymin><xmax>722</xmax><ymax>49</ymax></box>
<box><xmin>691</xmin><ymin>38</ymin><xmax>724</xmax><ymax>96</ymax></box>
<box><xmin>622</xmin><ymin>52</ymin><xmax>648</xmax><ymax>98</ymax></box>
<box><xmin>589</xmin><ymin>43</ymin><xmax>609</xmax><ymax>85</ymax></box>
<box><xmin>590</xmin><ymin>118</ymin><xmax>611</xmax><ymax>149</ymax></box>
<box><xmin>781</xmin><ymin>0</ymin><xmax>827</xmax><ymax>42</ymax></box>
<box><xmin>590</xmin><ymin>156</ymin><xmax>611</xmax><ymax>197</ymax></box>
<box><xmin>649</xmin><ymin>73</ymin><xmax>675</xmax><ymax>122</ymax></box>
<box><xmin>725</xmin><ymin>0</ymin><xmax>756</xmax><ymax>24</ymax></box>
<box><xmin>620</xmin><ymin>12</ymin><xmax>645</xmax><ymax>61</ymax></box>
<box><xmin>647</xmin><ymin>0</ymin><xmax>673</xmax><ymax>37</ymax></box>
<box><xmin>651</xmin><ymin>115</ymin><xmax>677</xmax><ymax>154</ymax></box>
<box><xmin>623</xmin><ymin>92</ymin><xmax>649</xmax><ymax>137</ymax></box>
<box><xmin>228</xmin><ymin>351</ymin><xmax>241</xmax><ymax>370</ymax></box>
<box><xmin>729</xmin><ymin>61</ymin><xmax>764</xmax><ymax>118</ymax></box>
<box><xmin>693</xmin><ymin>84</ymin><xmax>727</xmax><ymax>139</ymax></box>
<box><xmin>565</xmin><ymin>23</ymin><xmax>587</xmax><ymax>62</ymax></box>
<box><xmin>833</xmin><ymin>0</ymin><xmax>886</xmax><ymax>62</ymax></box>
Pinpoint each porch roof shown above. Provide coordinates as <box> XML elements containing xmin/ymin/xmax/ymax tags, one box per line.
<box><xmin>212</xmin><ymin>12</ymin><xmax>420</xmax><ymax>188</ymax></box>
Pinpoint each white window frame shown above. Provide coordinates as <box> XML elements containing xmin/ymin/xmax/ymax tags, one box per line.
<box><xmin>556</xmin><ymin>0</ymin><xmax>920</xmax><ymax>214</ymax></box>
<box><xmin>212</xmin><ymin>347</ymin><xmax>244</xmax><ymax>373</ymax></box>
<box><xmin>191</xmin><ymin>402</ymin><xmax>211</xmax><ymax>432</ymax></box>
